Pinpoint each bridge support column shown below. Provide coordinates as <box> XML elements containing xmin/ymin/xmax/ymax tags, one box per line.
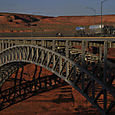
<box><xmin>103</xmin><ymin>41</ymin><xmax>108</xmax><ymax>83</ymax></box>
<box><xmin>52</xmin><ymin>40</ymin><xmax>56</xmax><ymax>69</ymax></box>
<box><xmin>103</xmin><ymin>41</ymin><xmax>108</xmax><ymax>112</ymax></box>
<box><xmin>99</xmin><ymin>44</ymin><xmax>102</xmax><ymax>62</ymax></box>
<box><xmin>81</xmin><ymin>40</ymin><xmax>86</xmax><ymax>65</ymax></box>
<box><xmin>41</xmin><ymin>40</ymin><xmax>45</xmax><ymax>63</ymax></box>
<box><xmin>81</xmin><ymin>40</ymin><xmax>87</xmax><ymax>90</ymax></box>
<box><xmin>98</xmin><ymin>44</ymin><xmax>103</xmax><ymax>79</ymax></box>
<box><xmin>65</xmin><ymin>40</ymin><xmax>69</xmax><ymax>78</ymax></box>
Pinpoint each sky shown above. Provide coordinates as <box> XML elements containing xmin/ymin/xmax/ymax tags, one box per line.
<box><xmin>0</xmin><ymin>0</ymin><xmax>115</xmax><ymax>17</ymax></box>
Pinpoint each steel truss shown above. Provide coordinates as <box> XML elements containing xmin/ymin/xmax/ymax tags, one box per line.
<box><xmin>0</xmin><ymin>44</ymin><xmax>114</xmax><ymax>114</ymax></box>
<box><xmin>0</xmin><ymin>63</ymin><xmax>66</xmax><ymax>110</ymax></box>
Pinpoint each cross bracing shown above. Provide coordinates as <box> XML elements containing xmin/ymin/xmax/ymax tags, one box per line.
<box><xmin>0</xmin><ymin>37</ymin><xmax>115</xmax><ymax>114</ymax></box>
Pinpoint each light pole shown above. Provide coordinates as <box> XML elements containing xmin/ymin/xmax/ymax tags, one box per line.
<box><xmin>101</xmin><ymin>0</ymin><xmax>108</xmax><ymax>33</ymax></box>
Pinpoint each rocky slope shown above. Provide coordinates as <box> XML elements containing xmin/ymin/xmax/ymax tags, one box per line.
<box><xmin>0</xmin><ymin>12</ymin><xmax>115</xmax><ymax>33</ymax></box>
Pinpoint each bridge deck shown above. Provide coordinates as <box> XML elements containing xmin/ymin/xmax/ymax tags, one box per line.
<box><xmin>0</xmin><ymin>37</ymin><xmax>115</xmax><ymax>41</ymax></box>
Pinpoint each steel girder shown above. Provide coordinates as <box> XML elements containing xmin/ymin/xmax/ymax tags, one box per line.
<box><xmin>0</xmin><ymin>45</ymin><xmax>114</xmax><ymax>114</ymax></box>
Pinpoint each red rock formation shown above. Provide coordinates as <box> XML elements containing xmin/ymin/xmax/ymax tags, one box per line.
<box><xmin>0</xmin><ymin>13</ymin><xmax>115</xmax><ymax>33</ymax></box>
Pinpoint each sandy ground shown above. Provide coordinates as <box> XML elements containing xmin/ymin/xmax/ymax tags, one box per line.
<box><xmin>0</xmin><ymin>85</ymin><xmax>100</xmax><ymax>115</ymax></box>
<box><xmin>0</xmin><ymin>63</ymin><xmax>114</xmax><ymax>115</ymax></box>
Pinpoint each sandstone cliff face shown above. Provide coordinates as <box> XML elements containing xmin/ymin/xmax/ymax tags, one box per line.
<box><xmin>0</xmin><ymin>16</ymin><xmax>7</xmax><ymax>22</ymax></box>
<box><xmin>0</xmin><ymin>13</ymin><xmax>115</xmax><ymax>33</ymax></box>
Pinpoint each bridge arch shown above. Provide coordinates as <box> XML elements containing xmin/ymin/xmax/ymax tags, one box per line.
<box><xmin>0</xmin><ymin>45</ymin><xmax>87</xmax><ymax>85</ymax></box>
<box><xmin>0</xmin><ymin>45</ymin><xmax>114</xmax><ymax>114</ymax></box>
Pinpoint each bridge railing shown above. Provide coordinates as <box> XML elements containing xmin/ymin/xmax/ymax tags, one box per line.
<box><xmin>0</xmin><ymin>37</ymin><xmax>115</xmax><ymax>64</ymax></box>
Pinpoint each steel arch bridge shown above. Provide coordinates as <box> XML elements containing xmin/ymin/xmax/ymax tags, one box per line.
<box><xmin>0</xmin><ymin>37</ymin><xmax>115</xmax><ymax>114</ymax></box>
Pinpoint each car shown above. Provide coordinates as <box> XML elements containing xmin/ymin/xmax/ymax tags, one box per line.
<box><xmin>56</xmin><ymin>32</ymin><xmax>63</xmax><ymax>37</ymax></box>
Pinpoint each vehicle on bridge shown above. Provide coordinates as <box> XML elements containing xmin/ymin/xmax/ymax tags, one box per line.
<box><xmin>56</xmin><ymin>32</ymin><xmax>63</xmax><ymax>37</ymax></box>
<box><xmin>74</xmin><ymin>24</ymin><xmax>115</xmax><ymax>37</ymax></box>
